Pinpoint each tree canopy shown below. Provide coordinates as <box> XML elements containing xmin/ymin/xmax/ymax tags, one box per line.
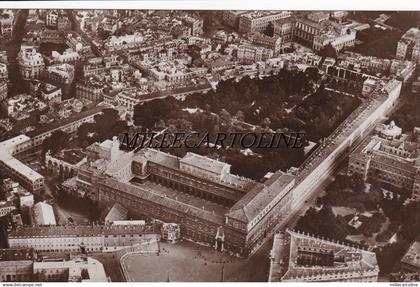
<box><xmin>295</xmin><ymin>205</ymin><xmax>350</xmax><ymax>240</ymax></box>
<box><xmin>318</xmin><ymin>43</ymin><xmax>337</xmax><ymax>58</ymax></box>
<box><xmin>77</xmin><ymin>108</ymin><xmax>128</xmax><ymax>147</ymax></box>
<box><xmin>42</xmin><ymin>130</ymin><xmax>71</xmax><ymax>155</ymax></box>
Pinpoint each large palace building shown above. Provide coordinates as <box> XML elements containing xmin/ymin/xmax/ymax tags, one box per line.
<box><xmin>74</xmin><ymin>137</ymin><xmax>296</xmax><ymax>255</ymax></box>
<box><xmin>348</xmin><ymin>121</ymin><xmax>420</xmax><ymax>198</ymax></box>
<box><xmin>62</xmin><ymin>76</ymin><xmax>402</xmax><ymax>257</ymax></box>
<box><xmin>268</xmin><ymin>229</ymin><xmax>379</xmax><ymax>282</ymax></box>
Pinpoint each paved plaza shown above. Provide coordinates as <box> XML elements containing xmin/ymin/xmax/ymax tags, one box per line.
<box><xmin>122</xmin><ymin>240</ymin><xmax>270</xmax><ymax>282</ymax></box>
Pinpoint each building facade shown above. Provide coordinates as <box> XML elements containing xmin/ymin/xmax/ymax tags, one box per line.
<box><xmin>0</xmin><ymin>135</ymin><xmax>45</xmax><ymax>194</ymax></box>
<box><xmin>400</xmin><ymin>241</ymin><xmax>420</xmax><ymax>274</ymax></box>
<box><xmin>8</xmin><ymin>224</ymin><xmax>160</xmax><ymax>253</ymax></box>
<box><xmin>238</xmin><ymin>11</ymin><xmax>292</xmax><ymax>34</ymax></box>
<box><xmin>0</xmin><ymin>248</ymin><xmax>35</xmax><ymax>282</ymax></box>
<box><xmin>269</xmin><ymin>230</ymin><xmax>379</xmax><ymax>282</ymax></box>
<box><xmin>76</xmin><ymin>81</ymin><xmax>104</xmax><ymax>102</ymax></box>
<box><xmin>396</xmin><ymin>28</ymin><xmax>420</xmax><ymax>63</ymax></box>
<box><xmin>18</xmin><ymin>46</ymin><xmax>45</xmax><ymax>80</ymax></box>
<box><xmin>348</xmin><ymin>123</ymin><xmax>420</xmax><ymax>198</ymax></box>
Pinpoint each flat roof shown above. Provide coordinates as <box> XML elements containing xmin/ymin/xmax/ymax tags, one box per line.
<box><xmin>134</xmin><ymin>149</ymin><xmax>254</xmax><ymax>197</ymax></box>
<box><xmin>33</xmin><ymin>201</ymin><xmax>56</xmax><ymax>226</ymax></box>
<box><xmin>271</xmin><ymin>229</ymin><xmax>378</xmax><ymax>282</ymax></box>
<box><xmin>180</xmin><ymin>152</ymin><xmax>230</xmax><ymax>175</ymax></box>
<box><xmin>0</xmin><ymin>156</ymin><xmax>44</xmax><ymax>182</ymax></box>
<box><xmin>401</xmin><ymin>241</ymin><xmax>420</xmax><ymax>269</ymax></box>
<box><xmin>33</xmin><ymin>257</ymin><xmax>108</xmax><ymax>282</ymax></box>
<box><xmin>241</xmin><ymin>11</ymin><xmax>290</xmax><ymax>20</ymax></box>
<box><xmin>0</xmin><ymin>135</ymin><xmax>30</xmax><ymax>154</ymax></box>
<box><xmin>9</xmin><ymin>224</ymin><xmax>159</xmax><ymax>238</ymax></box>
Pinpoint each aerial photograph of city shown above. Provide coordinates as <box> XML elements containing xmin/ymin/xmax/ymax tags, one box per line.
<box><xmin>0</xmin><ymin>5</ymin><xmax>420</xmax><ymax>284</ymax></box>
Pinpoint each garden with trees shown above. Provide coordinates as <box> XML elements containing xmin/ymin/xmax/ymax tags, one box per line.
<box><xmin>41</xmin><ymin>130</ymin><xmax>71</xmax><ymax>156</ymax></box>
<box><xmin>295</xmin><ymin>205</ymin><xmax>350</xmax><ymax>241</ymax></box>
<box><xmin>317</xmin><ymin>174</ymin><xmax>382</xmax><ymax>212</ymax></box>
<box><xmin>295</xmin><ymin>171</ymin><xmax>420</xmax><ymax>275</ymax></box>
<box><xmin>389</xmin><ymin>102</ymin><xmax>420</xmax><ymax>134</ymax></box>
<box><xmin>132</xmin><ymin>68</ymin><xmax>361</xmax><ymax>179</ymax></box>
<box><xmin>77</xmin><ymin>108</ymin><xmax>129</xmax><ymax>148</ymax></box>
<box><xmin>350</xmin><ymin>27</ymin><xmax>402</xmax><ymax>59</ymax></box>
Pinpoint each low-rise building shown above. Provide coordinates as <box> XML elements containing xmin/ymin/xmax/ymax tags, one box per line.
<box><xmin>0</xmin><ymin>248</ymin><xmax>36</xmax><ymax>282</ymax></box>
<box><xmin>45</xmin><ymin>63</ymin><xmax>75</xmax><ymax>85</ymax></box>
<box><xmin>57</xmin><ymin>15</ymin><xmax>71</xmax><ymax>32</ymax></box>
<box><xmin>25</xmin><ymin>105</ymin><xmax>106</xmax><ymax>149</ymax></box>
<box><xmin>252</xmin><ymin>33</ymin><xmax>283</xmax><ymax>55</ymax></box>
<box><xmin>400</xmin><ymin>240</ymin><xmax>420</xmax><ymax>273</ymax></box>
<box><xmin>237</xmin><ymin>44</ymin><xmax>272</xmax><ymax>64</ymax></box>
<box><xmin>33</xmin><ymin>257</ymin><xmax>109</xmax><ymax>282</ymax></box>
<box><xmin>161</xmin><ymin>223</ymin><xmax>181</xmax><ymax>243</ymax></box>
<box><xmin>396</xmin><ymin>28</ymin><xmax>420</xmax><ymax>63</ymax></box>
<box><xmin>39</xmin><ymin>29</ymin><xmax>64</xmax><ymax>45</ymax></box>
<box><xmin>0</xmin><ymin>80</ymin><xmax>7</xmax><ymax>103</ymax></box>
<box><xmin>66</xmin><ymin>33</ymin><xmax>91</xmax><ymax>54</ymax></box>
<box><xmin>0</xmin><ymin>135</ymin><xmax>45</xmax><ymax>194</ymax></box>
<box><xmin>182</xmin><ymin>15</ymin><xmax>203</xmax><ymax>36</ymax></box>
<box><xmin>19</xmin><ymin>192</ymin><xmax>34</xmax><ymax>209</ymax></box>
<box><xmin>273</xmin><ymin>17</ymin><xmax>294</xmax><ymax>45</ymax></box>
<box><xmin>348</xmin><ymin>123</ymin><xmax>420</xmax><ymax>199</ymax></box>
<box><xmin>47</xmin><ymin>49</ymin><xmax>80</xmax><ymax>65</ymax></box>
<box><xmin>30</xmin><ymin>81</ymin><xmax>62</xmax><ymax>106</ymax></box>
<box><xmin>0</xmin><ymin>10</ymin><xmax>14</xmax><ymax>38</ymax></box>
<box><xmin>222</xmin><ymin>11</ymin><xmax>248</xmax><ymax>29</ymax></box>
<box><xmin>313</xmin><ymin>24</ymin><xmax>356</xmax><ymax>52</ymax></box>
<box><xmin>33</xmin><ymin>201</ymin><xmax>57</xmax><ymax>226</ymax></box>
<box><xmin>3</xmin><ymin>178</ymin><xmax>34</xmax><ymax>209</ymax></box>
<box><xmin>45</xmin><ymin>148</ymin><xmax>87</xmax><ymax>177</ymax></box>
<box><xmin>76</xmin><ymin>80</ymin><xmax>104</xmax><ymax>102</ymax></box>
<box><xmin>104</xmin><ymin>33</ymin><xmax>144</xmax><ymax>53</ymax></box>
<box><xmin>116</xmin><ymin>89</ymin><xmax>144</xmax><ymax>111</ymax></box>
<box><xmin>45</xmin><ymin>11</ymin><xmax>58</xmax><ymax>27</ymax></box>
<box><xmin>3</xmin><ymin>94</ymin><xmax>48</xmax><ymax>127</ymax></box>
<box><xmin>82</xmin><ymin>55</ymin><xmax>119</xmax><ymax>77</ymax></box>
<box><xmin>18</xmin><ymin>45</ymin><xmax>45</xmax><ymax>80</ymax></box>
<box><xmin>0</xmin><ymin>62</ymin><xmax>8</xmax><ymax>81</ymax></box>
<box><xmin>238</xmin><ymin>11</ymin><xmax>292</xmax><ymax>33</ymax></box>
<box><xmin>0</xmin><ymin>201</ymin><xmax>16</xmax><ymax>217</ymax></box>
<box><xmin>8</xmin><ymin>224</ymin><xmax>160</xmax><ymax>253</ymax></box>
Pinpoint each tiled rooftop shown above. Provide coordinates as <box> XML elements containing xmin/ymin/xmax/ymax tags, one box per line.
<box><xmin>9</xmin><ymin>224</ymin><xmax>159</xmax><ymax>238</ymax></box>
<box><xmin>270</xmin><ymin>230</ymin><xmax>378</xmax><ymax>282</ymax></box>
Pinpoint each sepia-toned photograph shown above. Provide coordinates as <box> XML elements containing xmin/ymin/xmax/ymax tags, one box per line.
<box><xmin>0</xmin><ymin>3</ymin><xmax>420</xmax><ymax>284</ymax></box>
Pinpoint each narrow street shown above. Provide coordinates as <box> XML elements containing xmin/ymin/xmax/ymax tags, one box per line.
<box><xmin>6</xmin><ymin>9</ymin><xmax>28</xmax><ymax>96</ymax></box>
